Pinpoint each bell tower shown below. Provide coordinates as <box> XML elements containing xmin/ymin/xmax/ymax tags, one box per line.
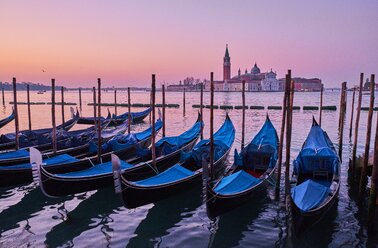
<box><xmin>223</xmin><ymin>44</ymin><xmax>231</xmax><ymax>81</ymax></box>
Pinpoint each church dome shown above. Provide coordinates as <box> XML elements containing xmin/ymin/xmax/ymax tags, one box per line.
<box><xmin>266</xmin><ymin>69</ymin><xmax>276</xmax><ymax>78</ymax></box>
<box><xmin>251</xmin><ymin>63</ymin><xmax>261</xmax><ymax>74</ymax></box>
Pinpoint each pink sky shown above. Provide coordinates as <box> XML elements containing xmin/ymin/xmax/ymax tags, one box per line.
<box><xmin>0</xmin><ymin>0</ymin><xmax>377</xmax><ymax>88</ymax></box>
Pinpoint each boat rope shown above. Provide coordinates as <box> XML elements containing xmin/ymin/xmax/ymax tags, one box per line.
<box><xmin>266</xmin><ymin>175</ymin><xmax>276</xmax><ymax>187</ymax></box>
<box><xmin>140</xmin><ymin>161</ymin><xmax>159</xmax><ymax>175</ymax></box>
<box><xmin>87</xmin><ymin>157</ymin><xmax>95</xmax><ymax>167</ymax></box>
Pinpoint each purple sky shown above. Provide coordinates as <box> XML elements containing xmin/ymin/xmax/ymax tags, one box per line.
<box><xmin>0</xmin><ymin>0</ymin><xmax>377</xmax><ymax>87</ymax></box>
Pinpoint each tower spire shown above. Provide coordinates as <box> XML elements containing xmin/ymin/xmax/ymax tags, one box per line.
<box><xmin>223</xmin><ymin>44</ymin><xmax>231</xmax><ymax>81</ymax></box>
<box><xmin>225</xmin><ymin>44</ymin><xmax>229</xmax><ymax>58</ymax></box>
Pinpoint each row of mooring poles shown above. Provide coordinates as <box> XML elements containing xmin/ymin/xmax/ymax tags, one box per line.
<box><xmin>359</xmin><ymin>74</ymin><xmax>375</xmax><ymax>202</ymax></box>
<box><xmin>338</xmin><ymin>82</ymin><xmax>347</xmax><ymax>160</ymax></box>
<box><xmin>351</xmin><ymin>73</ymin><xmax>364</xmax><ymax>176</ymax></box>
<box><xmin>284</xmin><ymin>71</ymin><xmax>294</xmax><ymax>199</ymax></box>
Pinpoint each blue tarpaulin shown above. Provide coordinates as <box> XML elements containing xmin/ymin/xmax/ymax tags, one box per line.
<box><xmin>91</xmin><ymin>119</ymin><xmax>163</xmax><ymax>152</ymax></box>
<box><xmin>291</xmin><ymin>179</ymin><xmax>330</xmax><ymax>212</ymax></box>
<box><xmin>294</xmin><ymin>123</ymin><xmax>339</xmax><ymax>174</ymax></box>
<box><xmin>240</xmin><ymin>116</ymin><xmax>278</xmax><ymax>169</ymax></box>
<box><xmin>133</xmin><ymin>164</ymin><xmax>195</xmax><ymax>186</ymax></box>
<box><xmin>155</xmin><ymin>120</ymin><xmax>202</xmax><ymax>156</ymax></box>
<box><xmin>0</xmin><ymin>154</ymin><xmax>78</xmax><ymax>170</ymax></box>
<box><xmin>190</xmin><ymin>115</ymin><xmax>235</xmax><ymax>165</ymax></box>
<box><xmin>0</xmin><ymin>149</ymin><xmax>29</xmax><ymax>160</ymax></box>
<box><xmin>56</xmin><ymin>160</ymin><xmax>133</xmax><ymax>177</ymax></box>
<box><xmin>214</xmin><ymin>170</ymin><xmax>261</xmax><ymax>194</ymax></box>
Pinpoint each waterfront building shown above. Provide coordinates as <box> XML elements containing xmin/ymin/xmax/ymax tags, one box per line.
<box><xmin>206</xmin><ymin>45</ymin><xmax>282</xmax><ymax>91</ymax></box>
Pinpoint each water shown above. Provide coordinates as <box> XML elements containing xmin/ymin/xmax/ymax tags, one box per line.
<box><xmin>0</xmin><ymin>90</ymin><xmax>377</xmax><ymax>247</ymax></box>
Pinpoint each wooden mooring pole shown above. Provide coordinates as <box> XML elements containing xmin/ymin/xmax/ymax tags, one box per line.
<box><xmin>51</xmin><ymin>79</ymin><xmax>57</xmax><ymax>154</ymax></box>
<box><xmin>200</xmin><ymin>83</ymin><xmax>204</xmax><ymax>140</ymax></box>
<box><xmin>61</xmin><ymin>86</ymin><xmax>65</xmax><ymax>128</ymax></box>
<box><xmin>128</xmin><ymin>87</ymin><xmax>131</xmax><ymax>134</ymax></box>
<box><xmin>359</xmin><ymin>75</ymin><xmax>375</xmax><ymax>201</ymax></box>
<box><xmin>12</xmin><ymin>78</ymin><xmax>19</xmax><ymax>150</ymax></box>
<box><xmin>97</xmin><ymin>78</ymin><xmax>102</xmax><ymax>163</ymax></box>
<box><xmin>349</xmin><ymin>88</ymin><xmax>356</xmax><ymax>140</ymax></box>
<box><xmin>151</xmin><ymin>75</ymin><xmax>156</xmax><ymax>168</ymax></box>
<box><xmin>183</xmin><ymin>88</ymin><xmax>186</xmax><ymax>117</ymax></box>
<box><xmin>368</xmin><ymin>75</ymin><xmax>378</xmax><ymax>231</ymax></box>
<box><xmin>79</xmin><ymin>87</ymin><xmax>82</xmax><ymax>110</ymax></box>
<box><xmin>319</xmin><ymin>84</ymin><xmax>324</xmax><ymax>126</ymax></box>
<box><xmin>27</xmin><ymin>84</ymin><xmax>32</xmax><ymax>131</ymax></box>
<box><xmin>351</xmin><ymin>73</ymin><xmax>364</xmax><ymax>176</ymax></box>
<box><xmin>275</xmin><ymin>74</ymin><xmax>289</xmax><ymax>196</ymax></box>
<box><xmin>241</xmin><ymin>80</ymin><xmax>246</xmax><ymax>150</ymax></box>
<box><xmin>209</xmin><ymin>72</ymin><xmax>215</xmax><ymax>180</ymax></box>
<box><xmin>162</xmin><ymin>84</ymin><xmax>166</xmax><ymax>137</ymax></box>
<box><xmin>93</xmin><ymin>87</ymin><xmax>97</xmax><ymax>121</ymax></box>
<box><xmin>338</xmin><ymin>82</ymin><xmax>347</xmax><ymax>160</ymax></box>
<box><xmin>2</xmin><ymin>87</ymin><xmax>5</xmax><ymax>106</ymax></box>
<box><xmin>285</xmin><ymin>71</ymin><xmax>294</xmax><ymax>198</ymax></box>
<box><xmin>149</xmin><ymin>90</ymin><xmax>152</xmax><ymax>125</ymax></box>
<box><xmin>114</xmin><ymin>89</ymin><xmax>117</xmax><ymax>116</ymax></box>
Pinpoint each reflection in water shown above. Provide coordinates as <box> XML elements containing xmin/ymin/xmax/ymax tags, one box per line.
<box><xmin>45</xmin><ymin>188</ymin><xmax>122</xmax><ymax>247</ymax></box>
<box><xmin>209</xmin><ymin>196</ymin><xmax>268</xmax><ymax>248</ymax></box>
<box><xmin>0</xmin><ymin>185</ymin><xmax>72</xmax><ymax>237</ymax></box>
<box><xmin>0</xmin><ymin>90</ymin><xmax>376</xmax><ymax>246</ymax></box>
<box><xmin>127</xmin><ymin>185</ymin><xmax>202</xmax><ymax>247</ymax></box>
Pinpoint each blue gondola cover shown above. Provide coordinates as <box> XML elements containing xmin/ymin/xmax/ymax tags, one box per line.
<box><xmin>214</xmin><ymin>170</ymin><xmax>261</xmax><ymax>194</ymax></box>
<box><xmin>291</xmin><ymin>179</ymin><xmax>331</xmax><ymax>212</ymax></box>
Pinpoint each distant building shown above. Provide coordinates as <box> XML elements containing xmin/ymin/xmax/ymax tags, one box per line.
<box><xmin>204</xmin><ymin>45</ymin><xmax>282</xmax><ymax>91</ymax></box>
<box><xmin>363</xmin><ymin>78</ymin><xmax>377</xmax><ymax>91</ymax></box>
<box><xmin>293</xmin><ymin>78</ymin><xmax>323</xmax><ymax>91</ymax></box>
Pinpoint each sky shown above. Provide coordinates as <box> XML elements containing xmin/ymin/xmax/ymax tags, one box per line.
<box><xmin>0</xmin><ymin>0</ymin><xmax>377</xmax><ymax>88</ymax></box>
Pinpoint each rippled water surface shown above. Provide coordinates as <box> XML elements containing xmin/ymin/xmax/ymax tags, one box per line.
<box><xmin>0</xmin><ymin>90</ymin><xmax>377</xmax><ymax>247</ymax></box>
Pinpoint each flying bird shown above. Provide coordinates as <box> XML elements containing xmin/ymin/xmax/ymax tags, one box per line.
<box><xmin>42</xmin><ymin>69</ymin><xmax>46</xmax><ymax>72</ymax></box>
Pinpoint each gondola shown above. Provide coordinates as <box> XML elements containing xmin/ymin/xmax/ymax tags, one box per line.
<box><xmin>113</xmin><ymin>114</ymin><xmax>235</xmax><ymax>209</ymax></box>
<box><xmin>206</xmin><ymin>115</ymin><xmax>278</xmax><ymax>219</ymax></box>
<box><xmin>0</xmin><ymin>108</ymin><xmax>80</xmax><ymax>151</ymax></box>
<box><xmin>36</xmin><ymin>114</ymin><xmax>202</xmax><ymax>197</ymax></box>
<box><xmin>0</xmin><ymin>119</ymin><xmax>161</xmax><ymax>187</ymax></box>
<box><xmin>77</xmin><ymin>107</ymin><xmax>151</xmax><ymax>125</ymax></box>
<box><xmin>288</xmin><ymin>117</ymin><xmax>340</xmax><ymax>235</ymax></box>
<box><xmin>0</xmin><ymin>108</ymin><xmax>15</xmax><ymax>129</ymax></box>
<box><xmin>76</xmin><ymin>109</ymin><xmax>112</xmax><ymax>125</ymax></box>
<box><xmin>0</xmin><ymin>117</ymin><xmax>127</xmax><ymax>166</ymax></box>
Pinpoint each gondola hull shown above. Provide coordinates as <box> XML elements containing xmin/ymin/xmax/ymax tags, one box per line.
<box><xmin>38</xmin><ymin>137</ymin><xmax>199</xmax><ymax>196</ymax></box>
<box><xmin>0</xmin><ymin>112</ymin><xmax>79</xmax><ymax>151</ymax></box>
<box><xmin>0</xmin><ymin>137</ymin><xmax>151</xmax><ymax>187</ymax></box>
<box><xmin>120</xmin><ymin>147</ymin><xmax>231</xmax><ymax>209</ymax></box>
<box><xmin>0</xmin><ymin>110</ymin><xmax>15</xmax><ymax>129</ymax></box>
<box><xmin>206</xmin><ymin>168</ymin><xmax>276</xmax><ymax>219</ymax></box>
<box><xmin>288</xmin><ymin>182</ymin><xmax>340</xmax><ymax>236</ymax></box>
